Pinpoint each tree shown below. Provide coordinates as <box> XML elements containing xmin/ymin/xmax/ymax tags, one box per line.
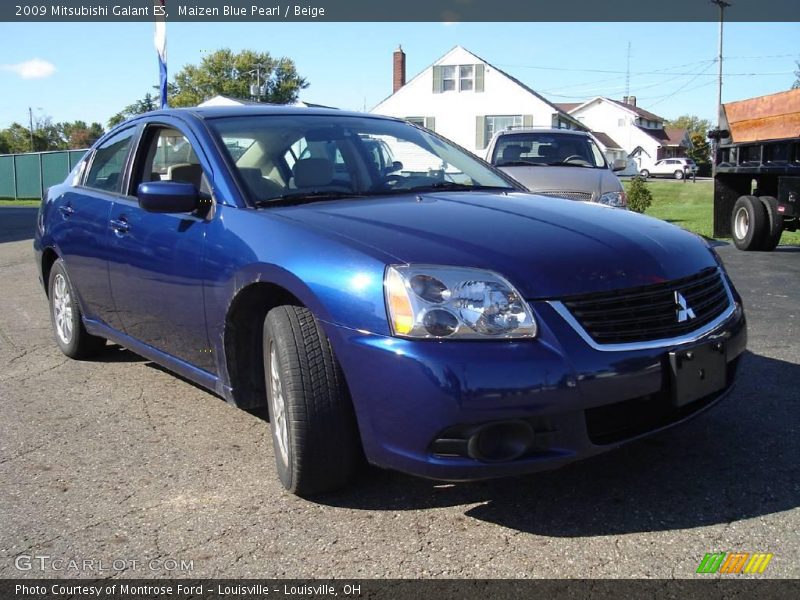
<box><xmin>793</xmin><ymin>61</ymin><xmax>800</xmax><ymax>89</ymax></box>
<box><xmin>0</xmin><ymin>122</ymin><xmax>42</xmax><ymax>153</ymax></box>
<box><xmin>59</xmin><ymin>121</ymin><xmax>104</xmax><ymax>149</ymax></box>
<box><xmin>626</xmin><ymin>176</ymin><xmax>653</xmax><ymax>214</ymax></box>
<box><xmin>108</xmin><ymin>93</ymin><xmax>159</xmax><ymax>128</ymax></box>
<box><xmin>665</xmin><ymin>114</ymin><xmax>712</xmax><ymax>139</ymax></box>
<box><xmin>169</xmin><ymin>49</ymin><xmax>308</xmax><ymax>107</ymax></box>
<box><xmin>667</xmin><ymin>114</ymin><xmax>713</xmax><ymax>175</ymax></box>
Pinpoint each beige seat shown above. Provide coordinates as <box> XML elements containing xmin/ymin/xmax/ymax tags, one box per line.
<box><xmin>167</xmin><ymin>163</ymin><xmax>204</xmax><ymax>188</ymax></box>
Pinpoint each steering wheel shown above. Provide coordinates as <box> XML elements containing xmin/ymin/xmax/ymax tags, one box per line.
<box><xmin>562</xmin><ymin>155</ymin><xmax>591</xmax><ymax>166</ymax></box>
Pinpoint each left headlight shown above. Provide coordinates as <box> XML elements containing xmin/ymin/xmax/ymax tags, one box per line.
<box><xmin>597</xmin><ymin>190</ymin><xmax>627</xmax><ymax>208</ymax></box>
<box><xmin>384</xmin><ymin>265</ymin><xmax>537</xmax><ymax>339</ymax></box>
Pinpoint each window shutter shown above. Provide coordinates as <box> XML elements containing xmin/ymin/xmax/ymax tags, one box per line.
<box><xmin>476</xmin><ymin>116</ymin><xmax>486</xmax><ymax>150</ymax></box>
<box><xmin>432</xmin><ymin>66</ymin><xmax>443</xmax><ymax>94</ymax></box>
<box><xmin>424</xmin><ymin>117</ymin><xmax>436</xmax><ymax>131</ymax></box>
<box><xmin>474</xmin><ymin>64</ymin><xmax>485</xmax><ymax>93</ymax></box>
<box><xmin>523</xmin><ymin>114</ymin><xmax>534</xmax><ymax>128</ymax></box>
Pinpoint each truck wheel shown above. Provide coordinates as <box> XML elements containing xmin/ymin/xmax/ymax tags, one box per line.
<box><xmin>639</xmin><ymin>169</ymin><xmax>650</xmax><ymax>178</ymax></box>
<box><xmin>48</xmin><ymin>259</ymin><xmax>106</xmax><ymax>359</ymax></box>
<box><xmin>674</xmin><ymin>170</ymin><xmax>684</xmax><ymax>180</ymax></box>
<box><xmin>262</xmin><ymin>305</ymin><xmax>361</xmax><ymax>496</ymax></box>
<box><xmin>731</xmin><ymin>195</ymin><xmax>768</xmax><ymax>251</ymax></box>
<box><xmin>759</xmin><ymin>196</ymin><xmax>783</xmax><ymax>251</ymax></box>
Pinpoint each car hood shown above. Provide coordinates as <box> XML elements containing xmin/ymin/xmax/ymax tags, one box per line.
<box><xmin>270</xmin><ymin>191</ymin><xmax>717</xmax><ymax>299</ymax></box>
<box><xmin>498</xmin><ymin>165</ymin><xmax>622</xmax><ymax>198</ymax></box>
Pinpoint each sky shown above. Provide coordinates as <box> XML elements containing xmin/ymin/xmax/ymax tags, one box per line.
<box><xmin>0</xmin><ymin>21</ymin><xmax>798</xmax><ymax>130</ymax></box>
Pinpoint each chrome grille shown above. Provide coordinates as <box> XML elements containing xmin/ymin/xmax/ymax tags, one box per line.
<box><xmin>559</xmin><ymin>268</ymin><xmax>731</xmax><ymax>345</ymax></box>
<box><xmin>537</xmin><ymin>191</ymin><xmax>593</xmax><ymax>202</ymax></box>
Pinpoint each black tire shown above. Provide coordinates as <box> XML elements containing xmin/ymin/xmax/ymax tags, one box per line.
<box><xmin>47</xmin><ymin>259</ymin><xmax>105</xmax><ymax>359</ymax></box>
<box><xmin>759</xmin><ymin>196</ymin><xmax>783</xmax><ymax>252</ymax></box>
<box><xmin>263</xmin><ymin>305</ymin><xmax>361</xmax><ymax>496</ymax></box>
<box><xmin>640</xmin><ymin>169</ymin><xmax>650</xmax><ymax>178</ymax></box>
<box><xmin>731</xmin><ymin>195</ymin><xmax>768</xmax><ymax>251</ymax></box>
<box><xmin>674</xmin><ymin>170</ymin><xmax>684</xmax><ymax>180</ymax></box>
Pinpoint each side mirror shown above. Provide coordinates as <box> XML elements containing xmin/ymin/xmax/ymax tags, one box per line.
<box><xmin>137</xmin><ymin>181</ymin><xmax>200</xmax><ymax>213</ymax></box>
<box><xmin>611</xmin><ymin>159</ymin><xmax>627</xmax><ymax>172</ymax></box>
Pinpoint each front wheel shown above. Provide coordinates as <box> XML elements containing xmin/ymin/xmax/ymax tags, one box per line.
<box><xmin>731</xmin><ymin>195</ymin><xmax>768</xmax><ymax>251</ymax></box>
<box><xmin>48</xmin><ymin>258</ymin><xmax>105</xmax><ymax>359</ymax></box>
<box><xmin>674</xmin><ymin>170</ymin><xmax>684</xmax><ymax>180</ymax></box>
<box><xmin>639</xmin><ymin>169</ymin><xmax>650</xmax><ymax>178</ymax></box>
<box><xmin>263</xmin><ymin>305</ymin><xmax>361</xmax><ymax>496</ymax></box>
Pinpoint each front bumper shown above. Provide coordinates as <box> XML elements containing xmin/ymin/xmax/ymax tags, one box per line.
<box><xmin>324</xmin><ymin>299</ymin><xmax>746</xmax><ymax>481</ymax></box>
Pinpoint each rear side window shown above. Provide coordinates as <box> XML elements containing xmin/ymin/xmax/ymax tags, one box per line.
<box><xmin>84</xmin><ymin>129</ymin><xmax>136</xmax><ymax>193</ymax></box>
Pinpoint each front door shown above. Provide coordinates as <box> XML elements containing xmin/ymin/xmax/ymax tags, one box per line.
<box><xmin>107</xmin><ymin>123</ymin><xmax>214</xmax><ymax>372</ymax></box>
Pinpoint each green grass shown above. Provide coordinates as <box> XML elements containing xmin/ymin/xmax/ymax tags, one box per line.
<box><xmin>623</xmin><ymin>179</ymin><xmax>800</xmax><ymax>246</ymax></box>
<box><xmin>0</xmin><ymin>199</ymin><xmax>41</xmax><ymax>207</ymax></box>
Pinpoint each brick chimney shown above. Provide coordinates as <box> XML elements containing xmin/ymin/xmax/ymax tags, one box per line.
<box><xmin>393</xmin><ymin>45</ymin><xmax>406</xmax><ymax>93</ymax></box>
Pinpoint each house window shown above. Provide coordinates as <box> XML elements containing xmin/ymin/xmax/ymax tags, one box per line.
<box><xmin>459</xmin><ymin>65</ymin><xmax>474</xmax><ymax>91</ymax></box>
<box><xmin>442</xmin><ymin>66</ymin><xmax>456</xmax><ymax>92</ymax></box>
<box><xmin>433</xmin><ymin>64</ymin><xmax>485</xmax><ymax>93</ymax></box>
<box><xmin>618</xmin><ymin>118</ymin><xmax>625</xmax><ymax>127</ymax></box>
<box><xmin>485</xmin><ymin>115</ymin><xmax>523</xmax><ymax>141</ymax></box>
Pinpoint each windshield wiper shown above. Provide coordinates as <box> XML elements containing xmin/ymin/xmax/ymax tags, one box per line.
<box><xmin>545</xmin><ymin>161</ymin><xmax>597</xmax><ymax>168</ymax></box>
<box><xmin>496</xmin><ymin>161</ymin><xmax>546</xmax><ymax>167</ymax></box>
<box><xmin>404</xmin><ymin>182</ymin><xmax>515</xmax><ymax>193</ymax></box>
<box><xmin>255</xmin><ymin>191</ymin><xmax>367</xmax><ymax>207</ymax></box>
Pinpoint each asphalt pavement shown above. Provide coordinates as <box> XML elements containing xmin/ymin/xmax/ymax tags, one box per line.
<box><xmin>0</xmin><ymin>206</ymin><xmax>798</xmax><ymax>578</ymax></box>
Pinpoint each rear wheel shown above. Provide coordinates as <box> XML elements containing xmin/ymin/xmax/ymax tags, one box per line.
<box><xmin>731</xmin><ymin>195</ymin><xmax>768</xmax><ymax>251</ymax></box>
<box><xmin>263</xmin><ymin>305</ymin><xmax>361</xmax><ymax>496</ymax></box>
<box><xmin>48</xmin><ymin>259</ymin><xmax>105</xmax><ymax>359</ymax></box>
<box><xmin>759</xmin><ymin>196</ymin><xmax>783</xmax><ymax>252</ymax></box>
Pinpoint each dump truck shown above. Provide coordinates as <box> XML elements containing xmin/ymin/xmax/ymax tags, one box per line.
<box><xmin>711</xmin><ymin>88</ymin><xmax>800</xmax><ymax>250</ymax></box>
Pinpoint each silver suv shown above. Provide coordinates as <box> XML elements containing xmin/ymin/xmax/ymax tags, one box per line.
<box><xmin>640</xmin><ymin>158</ymin><xmax>697</xmax><ymax>180</ymax></box>
<box><xmin>485</xmin><ymin>128</ymin><xmax>627</xmax><ymax>208</ymax></box>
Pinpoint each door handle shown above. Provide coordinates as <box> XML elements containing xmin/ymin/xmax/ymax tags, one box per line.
<box><xmin>110</xmin><ymin>218</ymin><xmax>129</xmax><ymax>234</ymax></box>
<box><xmin>58</xmin><ymin>205</ymin><xmax>74</xmax><ymax>217</ymax></box>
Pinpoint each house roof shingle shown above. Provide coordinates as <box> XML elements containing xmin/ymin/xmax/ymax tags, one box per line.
<box><xmin>590</xmin><ymin>131</ymin><xmax>622</xmax><ymax>150</ymax></box>
<box><xmin>608</xmin><ymin>98</ymin><xmax>664</xmax><ymax>123</ymax></box>
<box><xmin>554</xmin><ymin>102</ymin><xmax>581</xmax><ymax>113</ymax></box>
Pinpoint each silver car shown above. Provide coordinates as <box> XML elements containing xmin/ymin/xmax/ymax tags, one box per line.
<box><xmin>485</xmin><ymin>128</ymin><xmax>628</xmax><ymax>208</ymax></box>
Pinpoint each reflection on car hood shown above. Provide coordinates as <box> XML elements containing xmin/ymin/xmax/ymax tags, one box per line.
<box><xmin>498</xmin><ymin>165</ymin><xmax>622</xmax><ymax>198</ymax></box>
<box><xmin>271</xmin><ymin>191</ymin><xmax>716</xmax><ymax>299</ymax></box>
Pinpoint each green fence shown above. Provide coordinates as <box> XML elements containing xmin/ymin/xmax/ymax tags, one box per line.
<box><xmin>0</xmin><ymin>149</ymin><xmax>88</xmax><ymax>200</ymax></box>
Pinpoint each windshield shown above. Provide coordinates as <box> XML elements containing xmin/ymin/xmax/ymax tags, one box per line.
<box><xmin>490</xmin><ymin>132</ymin><xmax>608</xmax><ymax>169</ymax></box>
<box><xmin>208</xmin><ymin>114</ymin><xmax>516</xmax><ymax>205</ymax></box>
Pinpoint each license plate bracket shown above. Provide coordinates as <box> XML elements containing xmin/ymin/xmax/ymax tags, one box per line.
<box><xmin>669</xmin><ymin>341</ymin><xmax>727</xmax><ymax>407</ymax></box>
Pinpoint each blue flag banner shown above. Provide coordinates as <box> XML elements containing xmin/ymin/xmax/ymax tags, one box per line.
<box><xmin>154</xmin><ymin>0</ymin><xmax>167</xmax><ymax>108</ymax></box>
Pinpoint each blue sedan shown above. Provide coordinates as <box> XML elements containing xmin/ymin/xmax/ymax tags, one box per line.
<box><xmin>34</xmin><ymin>106</ymin><xmax>746</xmax><ymax>496</ymax></box>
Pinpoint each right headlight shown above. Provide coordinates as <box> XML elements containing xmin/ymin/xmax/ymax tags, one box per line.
<box><xmin>597</xmin><ymin>190</ymin><xmax>628</xmax><ymax>208</ymax></box>
<box><xmin>384</xmin><ymin>265</ymin><xmax>537</xmax><ymax>339</ymax></box>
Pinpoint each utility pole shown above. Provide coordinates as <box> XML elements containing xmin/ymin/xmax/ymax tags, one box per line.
<box><xmin>710</xmin><ymin>0</ymin><xmax>731</xmax><ymax>176</ymax></box>
<box><xmin>28</xmin><ymin>107</ymin><xmax>35</xmax><ymax>152</ymax></box>
<box><xmin>712</xmin><ymin>0</ymin><xmax>731</xmax><ymax>126</ymax></box>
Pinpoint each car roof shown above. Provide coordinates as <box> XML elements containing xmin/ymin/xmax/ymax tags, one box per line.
<box><xmin>142</xmin><ymin>105</ymin><xmax>391</xmax><ymax>121</ymax></box>
<box><xmin>494</xmin><ymin>128</ymin><xmax>591</xmax><ymax>137</ymax></box>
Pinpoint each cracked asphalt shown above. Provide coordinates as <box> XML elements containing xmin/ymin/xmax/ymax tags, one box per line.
<box><xmin>0</xmin><ymin>206</ymin><xmax>798</xmax><ymax>579</ymax></box>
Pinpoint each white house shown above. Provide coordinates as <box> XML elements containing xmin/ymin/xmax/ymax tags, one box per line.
<box><xmin>371</xmin><ymin>46</ymin><xmax>585</xmax><ymax>157</ymax></box>
<box><xmin>556</xmin><ymin>97</ymin><xmax>690</xmax><ymax>173</ymax></box>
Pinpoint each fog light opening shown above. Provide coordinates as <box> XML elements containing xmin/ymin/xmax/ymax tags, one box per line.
<box><xmin>467</xmin><ymin>421</ymin><xmax>534</xmax><ymax>462</ymax></box>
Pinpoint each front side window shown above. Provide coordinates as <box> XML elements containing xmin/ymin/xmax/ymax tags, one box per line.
<box><xmin>134</xmin><ymin>127</ymin><xmax>208</xmax><ymax>193</ymax></box>
<box><xmin>84</xmin><ymin>128</ymin><xmax>136</xmax><ymax>193</ymax></box>
<box><xmin>209</xmin><ymin>115</ymin><xmax>515</xmax><ymax>205</ymax></box>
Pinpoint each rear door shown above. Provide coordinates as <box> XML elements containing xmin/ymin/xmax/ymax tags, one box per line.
<box><xmin>51</xmin><ymin>127</ymin><xmax>137</xmax><ymax>330</ymax></box>
<box><xmin>106</xmin><ymin>121</ymin><xmax>214</xmax><ymax>372</ymax></box>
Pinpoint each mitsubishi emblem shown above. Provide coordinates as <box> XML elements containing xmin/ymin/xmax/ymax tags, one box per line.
<box><xmin>674</xmin><ymin>291</ymin><xmax>696</xmax><ymax>323</ymax></box>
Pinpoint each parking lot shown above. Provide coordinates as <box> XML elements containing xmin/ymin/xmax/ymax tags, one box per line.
<box><xmin>0</xmin><ymin>206</ymin><xmax>798</xmax><ymax>579</ymax></box>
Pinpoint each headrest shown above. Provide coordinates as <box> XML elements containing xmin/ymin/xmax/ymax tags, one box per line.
<box><xmin>293</xmin><ymin>158</ymin><xmax>334</xmax><ymax>188</ymax></box>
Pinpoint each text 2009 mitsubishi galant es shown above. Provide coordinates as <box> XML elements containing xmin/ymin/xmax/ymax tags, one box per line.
<box><xmin>34</xmin><ymin>107</ymin><xmax>746</xmax><ymax>496</ymax></box>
